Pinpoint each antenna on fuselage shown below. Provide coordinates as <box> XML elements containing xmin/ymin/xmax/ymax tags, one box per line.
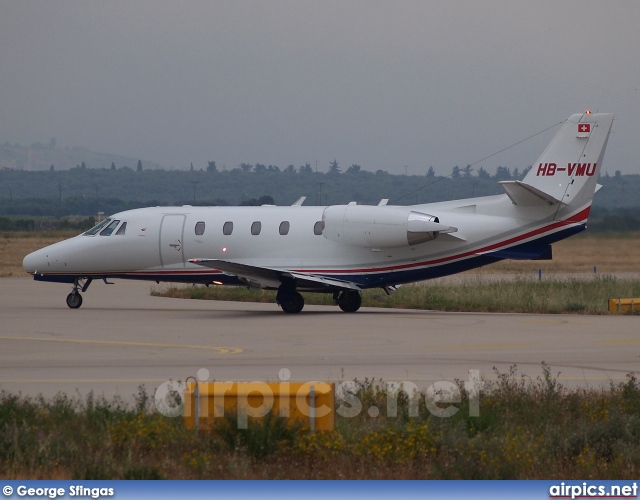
<box><xmin>291</xmin><ymin>196</ymin><xmax>306</xmax><ymax>206</ymax></box>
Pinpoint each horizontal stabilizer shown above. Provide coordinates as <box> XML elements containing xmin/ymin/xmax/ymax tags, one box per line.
<box><xmin>499</xmin><ymin>180</ymin><xmax>563</xmax><ymax>206</ymax></box>
<box><xmin>189</xmin><ymin>258</ymin><xmax>361</xmax><ymax>292</ymax></box>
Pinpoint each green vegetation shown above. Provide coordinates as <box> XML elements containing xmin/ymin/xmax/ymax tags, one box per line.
<box><xmin>0</xmin><ymin>165</ymin><xmax>638</xmax><ymax>231</ymax></box>
<box><xmin>0</xmin><ymin>216</ymin><xmax>95</xmax><ymax>232</ymax></box>
<box><xmin>2</xmin><ymin>366</ymin><xmax>640</xmax><ymax>479</ymax></box>
<box><xmin>153</xmin><ymin>276</ymin><xmax>640</xmax><ymax>315</ymax></box>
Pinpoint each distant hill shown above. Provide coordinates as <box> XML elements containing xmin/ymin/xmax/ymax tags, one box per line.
<box><xmin>0</xmin><ymin>141</ymin><xmax>166</xmax><ymax>171</ymax></box>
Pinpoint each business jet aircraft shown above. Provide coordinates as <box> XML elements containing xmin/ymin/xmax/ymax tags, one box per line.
<box><xmin>23</xmin><ymin>112</ymin><xmax>613</xmax><ymax>313</ymax></box>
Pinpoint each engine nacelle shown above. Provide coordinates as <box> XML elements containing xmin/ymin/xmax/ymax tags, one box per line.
<box><xmin>322</xmin><ymin>205</ymin><xmax>453</xmax><ymax>248</ymax></box>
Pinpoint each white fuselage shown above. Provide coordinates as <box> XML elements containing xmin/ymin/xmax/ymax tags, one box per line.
<box><xmin>22</xmin><ymin>193</ymin><xmax>585</xmax><ymax>289</ymax></box>
<box><xmin>21</xmin><ymin>112</ymin><xmax>614</xmax><ymax>312</ymax></box>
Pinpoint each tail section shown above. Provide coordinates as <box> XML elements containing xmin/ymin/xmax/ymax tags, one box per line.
<box><xmin>500</xmin><ymin>112</ymin><xmax>614</xmax><ymax>217</ymax></box>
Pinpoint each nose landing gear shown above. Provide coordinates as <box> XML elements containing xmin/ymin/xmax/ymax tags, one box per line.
<box><xmin>66</xmin><ymin>277</ymin><xmax>93</xmax><ymax>309</ymax></box>
<box><xmin>66</xmin><ymin>291</ymin><xmax>83</xmax><ymax>309</ymax></box>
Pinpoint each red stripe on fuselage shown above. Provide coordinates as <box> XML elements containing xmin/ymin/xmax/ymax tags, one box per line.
<box><xmin>300</xmin><ymin>206</ymin><xmax>591</xmax><ymax>275</ymax></box>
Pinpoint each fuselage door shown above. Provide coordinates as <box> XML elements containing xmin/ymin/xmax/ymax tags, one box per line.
<box><xmin>159</xmin><ymin>214</ymin><xmax>186</xmax><ymax>268</ymax></box>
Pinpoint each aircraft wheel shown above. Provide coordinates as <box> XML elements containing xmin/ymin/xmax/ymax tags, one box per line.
<box><xmin>66</xmin><ymin>292</ymin><xmax>83</xmax><ymax>309</ymax></box>
<box><xmin>279</xmin><ymin>291</ymin><xmax>304</xmax><ymax>314</ymax></box>
<box><xmin>338</xmin><ymin>291</ymin><xmax>361</xmax><ymax>313</ymax></box>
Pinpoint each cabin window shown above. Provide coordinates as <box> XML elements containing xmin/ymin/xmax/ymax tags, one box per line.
<box><xmin>279</xmin><ymin>221</ymin><xmax>290</xmax><ymax>235</ymax></box>
<box><xmin>313</xmin><ymin>220</ymin><xmax>324</xmax><ymax>235</ymax></box>
<box><xmin>100</xmin><ymin>219</ymin><xmax>121</xmax><ymax>236</ymax></box>
<box><xmin>84</xmin><ymin>218</ymin><xmax>112</xmax><ymax>236</ymax></box>
<box><xmin>195</xmin><ymin>221</ymin><xmax>205</xmax><ymax>236</ymax></box>
<box><xmin>251</xmin><ymin>221</ymin><xmax>262</xmax><ymax>235</ymax></box>
<box><xmin>223</xmin><ymin>221</ymin><xmax>233</xmax><ymax>235</ymax></box>
<box><xmin>115</xmin><ymin>222</ymin><xmax>127</xmax><ymax>235</ymax></box>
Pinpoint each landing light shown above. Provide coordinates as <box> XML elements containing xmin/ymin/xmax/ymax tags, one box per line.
<box><xmin>213</xmin><ymin>281</ymin><xmax>223</xmax><ymax>285</ymax></box>
<box><xmin>585</xmin><ymin>110</ymin><xmax>592</xmax><ymax>114</ymax></box>
<box><xmin>222</xmin><ymin>247</ymin><xmax>227</xmax><ymax>252</ymax></box>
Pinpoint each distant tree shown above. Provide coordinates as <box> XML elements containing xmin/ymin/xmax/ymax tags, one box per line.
<box><xmin>346</xmin><ymin>164</ymin><xmax>361</xmax><ymax>174</ymax></box>
<box><xmin>111</xmin><ymin>162</ymin><xmax>116</xmax><ymax>171</ymax></box>
<box><xmin>615</xmin><ymin>170</ymin><xmax>622</xmax><ymax>180</ymax></box>
<box><xmin>329</xmin><ymin>159</ymin><xmax>340</xmax><ymax>174</ymax></box>
<box><xmin>494</xmin><ymin>166</ymin><xmax>511</xmax><ymax>181</ymax></box>
<box><xmin>426</xmin><ymin>166</ymin><xmax>435</xmax><ymax>178</ymax></box>
<box><xmin>284</xmin><ymin>165</ymin><xmax>296</xmax><ymax>174</ymax></box>
<box><xmin>299</xmin><ymin>163</ymin><xmax>313</xmax><ymax>174</ymax></box>
<box><xmin>267</xmin><ymin>165</ymin><xmax>280</xmax><ymax>172</ymax></box>
<box><xmin>522</xmin><ymin>165</ymin><xmax>532</xmax><ymax>176</ymax></box>
<box><xmin>240</xmin><ymin>196</ymin><xmax>275</xmax><ymax>206</ymax></box>
<box><xmin>136</xmin><ymin>160</ymin><xmax>143</xmax><ymax>172</ymax></box>
<box><xmin>512</xmin><ymin>167</ymin><xmax>520</xmax><ymax>179</ymax></box>
<box><xmin>451</xmin><ymin>166</ymin><xmax>461</xmax><ymax>179</ymax></box>
<box><xmin>258</xmin><ymin>195</ymin><xmax>275</xmax><ymax>205</ymax></box>
<box><xmin>190</xmin><ymin>163</ymin><xmax>194</xmax><ymax>172</ymax></box>
<box><xmin>49</xmin><ymin>164</ymin><xmax>54</xmax><ymax>172</ymax></box>
<box><xmin>207</xmin><ymin>161</ymin><xmax>217</xmax><ymax>172</ymax></box>
<box><xmin>81</xmin><ymin>161</ymin><xmax>87</xmax><ymax>170</ymax></box>
<box><xmin>254</xmin><ymin>163</ymin><xmax>266</xmax><ymax>173</ymax></box>
<box><xmin>477</xmin><ymin>166</ymin><xmax>491</xmax><ymax>179</ymax></box>
<box><xmin>240</xmin><ymin>163</ymin><xmax>252</xmax><ymax>172</ymax></box>
<box><xmin>463</xmin><ymin>165</ymin><xmax>473</xmax><ymax>178</ymax></box>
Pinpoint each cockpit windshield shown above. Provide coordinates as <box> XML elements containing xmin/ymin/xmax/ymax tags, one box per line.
<box><xmin>100</xmin><ymin>219</ymin><xmax>121</xmax><ymax>236</ymax></box>
<box><xmin>83</xmin><ymin>218</ymin><xmax>112</xmax><ymax>236</ymax></box>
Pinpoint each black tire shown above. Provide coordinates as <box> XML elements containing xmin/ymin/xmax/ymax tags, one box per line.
<box><xmin>338</xmin><ymin>291</ymin><xmax>361</xmax><ymax>313</ymax></box>
<box><xmin>279</xmin><ymin>291</ymin><xmax>304</xmax><ymax>314</ymax></box>
<box><xmin>66</xmin><ymin>292</ymin><xmax>83</xmax><ymax>309</ymax></box>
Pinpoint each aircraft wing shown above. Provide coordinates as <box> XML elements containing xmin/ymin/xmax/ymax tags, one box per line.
<box><xmin>189</xmin><ymin>258</ymin><xmax>362</xmax><ymax>292</ymax></box>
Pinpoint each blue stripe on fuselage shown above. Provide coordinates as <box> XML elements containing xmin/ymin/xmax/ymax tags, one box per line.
<box><xmin>319</xmin><ymin>224</ymin><xmax>586</xmax><ymax>288</ymax></box>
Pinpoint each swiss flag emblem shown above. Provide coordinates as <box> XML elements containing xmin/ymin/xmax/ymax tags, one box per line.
<box><xmin>578</xmin><ymin>123</ymin><xmax>591</xmax><ymax>134</ymax></box>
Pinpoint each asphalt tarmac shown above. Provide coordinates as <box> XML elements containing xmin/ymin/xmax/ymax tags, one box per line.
<box><xmin>1</xmin><ymin>278</ymin><xmax>639</xmax><ymax>402</ymax></box>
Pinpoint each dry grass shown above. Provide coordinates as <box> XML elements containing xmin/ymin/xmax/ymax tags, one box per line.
<box><xmin>2</xmin><ymin>231</ymin><xmax>639</xmax><ymax>278</ymax></box>
<box><xmin>3</xmin><ymin>370</ymin><xmax>640</xmax><ymax>479</ymax></box>
<box><xmin>0</xmin><ymin>231</ymin><xmax>79</xmax><ymax>277</ymax></box>
<box><xmin>156</xmin><ymin>276</ymin><xmax>640</xmax><ymax>315</ymax></box>
<box><xmin>468</xmin><ymin>232</ymin><xmax>640</xmax><ymax>274</ymax></box>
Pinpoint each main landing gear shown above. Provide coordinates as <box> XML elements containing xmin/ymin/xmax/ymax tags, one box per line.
<box><xmin>277</xmin><ymin>287</ymin><xmax>305</xmax><ymax>314</ymax></box>
<box><xmin>66</xmin><ymin>277</ymin><xmax>93</xmax><ymax>309</ymax></box>
<box><xmin>334</xmin><ymin>290</ymin><xmax>362</xmax><ymax>313</ymax></box>
<box><xmin>277</xmin><ymin>285</ymin><xmax>363</xmax><ymax>314</ymax></box>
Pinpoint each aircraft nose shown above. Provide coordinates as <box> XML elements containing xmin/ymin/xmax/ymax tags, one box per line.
<box><xmin>23</xmin><ymin>248</ymin><xmax>48</xmax><ymax>274</ymax></box>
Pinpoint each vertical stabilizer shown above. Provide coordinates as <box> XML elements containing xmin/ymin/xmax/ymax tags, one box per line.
<box><xmin>500</xmin><ymin>112</ymin><xmax>613</xmax><ymax>216</ymax></box>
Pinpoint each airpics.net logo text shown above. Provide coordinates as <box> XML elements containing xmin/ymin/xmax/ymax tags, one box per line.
<box><xmin>549</xmin><ymin>482</ymin><xmax>638</xmax><ymax>499</ymax></box>
<box><xmin>154</xmin><ymin>368</ymin><xmax>483</xmax><ymax>426</ymax></box>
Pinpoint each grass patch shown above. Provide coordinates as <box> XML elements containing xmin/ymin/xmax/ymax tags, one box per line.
<box><xmin>2</xmin><ymin>367</ymin><xmax>640</xmax><ymax>479</ymax></box>
<box><xmin>0</xmin><ymin>230</ymin><xmax>79</xmax><ymax>277</ymax></box>
<box><xmin>4</xmin><ymin>231</ymin><xmax>640</xmax><ymax>278</ymax></box>
<box><xmin>153</xmin><ymin>276</ymin><xmax>640</xmax><ymax>314</ymax></box>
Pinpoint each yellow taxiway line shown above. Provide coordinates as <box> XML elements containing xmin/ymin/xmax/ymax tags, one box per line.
<box><xmin>0</xmin><ymin>336</ymin><xmax>243</xmax><ymax>354</ymax></box>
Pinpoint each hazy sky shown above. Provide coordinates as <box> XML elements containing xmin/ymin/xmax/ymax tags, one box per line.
<box><xmin>1</xmin><ymin>1</ymin><xmax>639</xmax><ymax>175</ymax></box>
